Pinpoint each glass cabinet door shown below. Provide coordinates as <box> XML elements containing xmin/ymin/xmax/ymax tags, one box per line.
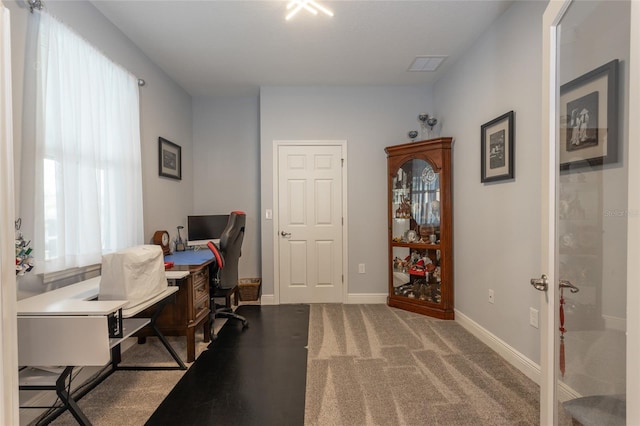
<box><xmin>390</xmin><ymin>158</ymin><xmax>442</xmax><ymax>304</ymax></box>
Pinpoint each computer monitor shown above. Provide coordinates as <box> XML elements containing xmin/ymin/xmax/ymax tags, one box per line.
<box><xmin>187</xmin><ymin>214</ymin><xmax>229</xmax><ymax>247</ymax></box>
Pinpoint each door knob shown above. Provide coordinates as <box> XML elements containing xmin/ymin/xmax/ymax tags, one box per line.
<box><xmin>530</xmin><ymin>274</ymin><xmax>548</xmax><ymax>292</ymax></box>
<box><xmin>559</xmin><ymin>280</ymin><xmax>579</xmax><ymax>293</ymax></box>
<box><xmin>280</xmin><ymin>231</ymin><xmax>291</xmax><ymax>238</ymax></box>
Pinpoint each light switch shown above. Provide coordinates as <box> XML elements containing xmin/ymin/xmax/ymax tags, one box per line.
<box><xmin>266</xmin><ymin>209</ymin><xmax>273</xmax><ymax>220</ymax></box>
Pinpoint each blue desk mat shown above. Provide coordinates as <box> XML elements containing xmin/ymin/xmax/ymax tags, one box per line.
<box><xmin>165</xmin><ymin>249</ymin><xmax>213</xmax><ymax>266</ymax></box>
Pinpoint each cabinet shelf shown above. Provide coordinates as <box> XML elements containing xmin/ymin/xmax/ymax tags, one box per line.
<box><xmin>386</xmin><ymin>138</ymin><xmax>454</xmax><ymax>320</ymax></box>
<box><xmin>392</xmin><ymin>242</ymin><xmax>441</xmax><ymax>250</ymax></box>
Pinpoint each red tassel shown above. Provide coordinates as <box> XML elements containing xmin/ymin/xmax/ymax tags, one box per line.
<box><xmin>560</xmin><ymin>336</ymin><xmax>566</xmax><ymax>377</ymax></box>
<box><xmin>559</xmin><ymin>288</ymin><xmax>566</xmax><ymax>377</ymax></box>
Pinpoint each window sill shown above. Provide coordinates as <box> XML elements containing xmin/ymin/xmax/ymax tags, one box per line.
<box><xmin>42</xmin><ymin>264</ymin><xmax>101</xmax><ymax>286</ymax></box>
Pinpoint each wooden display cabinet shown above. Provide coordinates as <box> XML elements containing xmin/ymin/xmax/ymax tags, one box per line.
<box><xmin>385</xmin><ymin>137</ymin><xmax>454</xmax><ymax>319</ymax></box>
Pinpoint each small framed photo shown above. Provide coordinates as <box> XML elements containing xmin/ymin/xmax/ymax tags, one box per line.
<box><xmin>559</xmin><ymin>59</ymin><xmax>619</xmax><ymax>171</ymax></box>
<box><xmin>481</xmin><ymin>110</ymin><xmax>514</xmax><ymax>183</ymax></box>
<box><xmin>158</xmin><ymin>137</ymin><xmax>181</xmax><ymax>180</ymax></box>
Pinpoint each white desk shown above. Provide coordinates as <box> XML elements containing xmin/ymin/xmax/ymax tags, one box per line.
<box><xmin>18</xmin><ymin>275</ymin><xmax>187</xmax><ymax>425</ymax></box>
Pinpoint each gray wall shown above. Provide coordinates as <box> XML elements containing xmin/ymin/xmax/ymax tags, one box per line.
<box><xmin>433</xmin><ymin>0</ymin><xmax>630</xmax><ymax>364</ymax></box>
<box><xmin>433</xmin><ymin>0</ymin><xmax>546</xmax><ymax>363</ymax></box>
<box><xmin>192</xmin><ymin>96</ymin><xmax>261</xmax><ymax>279</ymax></box>
<box><xmin>7</xmin><ymin>0</ymin><xmax>193</xmax><ymax>294</ymax></box>
<box><xmin>259</xmin><ymin>86</ymin><xmax>434</xmax><ymax>299</ymax></box>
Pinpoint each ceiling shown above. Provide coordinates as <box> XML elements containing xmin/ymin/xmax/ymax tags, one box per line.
<box><xmin>91</xmin><ymin>1</ymin><xmax>514</xmax><ymax>97</ymax></box>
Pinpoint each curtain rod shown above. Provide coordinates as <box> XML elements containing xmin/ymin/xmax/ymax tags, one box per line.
<box><xmin>26</xmin><ymin>0</ymin><xmax>42</xmax><ymax>13</ymax></box>
<box><xmin>26</xmin><ymin>1</ymin><xmax>146</xmax><ymax>88</ymax></box>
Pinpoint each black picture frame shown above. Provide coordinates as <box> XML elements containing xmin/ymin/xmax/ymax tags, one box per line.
<box><xmin>158</xmin><ymin>137</ymin><xmax>182</xmax><ymax>180</ymax></box>
<box><xmin>559</xmin><ymin>59</ymin><xmax>618</xmax><ymax>171</ymax></box>
<box><xmin>481</xmin><ymin>110</ymin><xmax>515</xmax><ymax>183</ymax></box>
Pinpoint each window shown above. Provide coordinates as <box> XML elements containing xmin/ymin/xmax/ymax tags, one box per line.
<box><xmin>34</xmin><ymin>12</ymin><xmax>143</xmax><ymax>273</ymax></box>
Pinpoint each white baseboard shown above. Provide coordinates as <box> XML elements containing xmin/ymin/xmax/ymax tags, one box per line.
<box><xmin>345</xmin><ymin>293</ymin><xmax>387</xmax><ymax>304</ymax></box>
<box><xmin>454</xmin><ymin>309</ymin><xmax>541</xmax><ymax>385</ymax></box>
<box><xmin>603</xmin><ymin>314</ymin><xmax>626</xmax><ymax>331</ymax></box>
<box><xmin>259</xmin><ymin>293</ymin><xmax>387</xmax><ymax>305</ymax></box>
<box><xmin>454</xmin><ymin>309</ymin><xmax>581</xmax><ymax>402</ymax></box>
<box><xmin>260</xmin><ymin>294</ymin><xmax>276</xmax><ymax>305</ymax></box>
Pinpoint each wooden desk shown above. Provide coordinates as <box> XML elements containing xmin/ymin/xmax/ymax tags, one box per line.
<box><xmin>136</xmin><ymin>250</ymin><xmax>214</xmax><ymax>362</ymax></box>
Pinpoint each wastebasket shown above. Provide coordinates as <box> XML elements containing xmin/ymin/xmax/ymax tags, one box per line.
<box><xmin>238</xmin><ymin>278</ymin><xmax>261</xmax><ymax>301</ymax></box>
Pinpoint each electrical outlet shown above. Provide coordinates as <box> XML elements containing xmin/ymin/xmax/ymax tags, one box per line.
<box><xmin>488</xmin><ymin>289</ymin><xmax>494</xmax><ymax>304</ymax></box>
<box><xmin>529</xmin><ymin>307</ymin><xmax>539</xmax><ymax>328</ymax></box>
<box><xmin>358</xmin><ymin>263</ymin><xmax>365</xmax><ymax>274</ymax></box>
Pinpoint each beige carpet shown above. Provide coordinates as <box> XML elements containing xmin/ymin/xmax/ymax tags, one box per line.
<box><xmin>46</xmin><ymin>333</ymin><xmax>212</xmax><ymax>426</ymax></box>
<box><xmin>305</xmin><ymin>304</ymin><xmax>539</xmax><ymax>425</ymax></box>
<box><xmin>38</xmin><ymin>305</ymin><xmax>541</xmax><ymax>425</ymax></box>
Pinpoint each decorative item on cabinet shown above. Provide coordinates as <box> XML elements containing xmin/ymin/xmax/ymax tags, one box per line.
<box><xmin>426</xmin><ymin>116</ymin><xmax>438</xmax><ymax>138</ymax></box>
<box><xmin>418</xmin><ymin>113</ymin><xmax>429</xmax><ymax>139</ymax></box>
<box><xmin>385</xmin><ymin>137</ymin><xmax>454</xmax><ymax>319</ymax></box>
<box><xmin>418</xmin><ymin>113</ymin><xmax>439</xmax><ymax>139</ymax></box>
<box><xmin>407</xmin><ymin>130</ymin><xmax>418</xmax><ymax>142</ymax></box>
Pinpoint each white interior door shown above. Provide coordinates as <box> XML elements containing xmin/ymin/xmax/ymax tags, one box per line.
<box><xmin>540</xmin><ymin>0</ymin><xmax>635</xmax><ymax>424</ymax></box>
<box><xmin>276</xmin><ymin>143</ymin><xmax>344</xmax><ymax>304</ymax></box>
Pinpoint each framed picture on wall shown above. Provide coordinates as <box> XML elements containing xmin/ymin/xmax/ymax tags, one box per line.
<box><xmin>559</xmin><ymin>59</ymin><xmax>619</xmax><ymax>171</ymax></box>
<box><xmin>158</xmin><ymin>137</ymin><xmax>182</xmax><ymax>180</ymax></box>
<box><xmin>481</xmin><ymin>110</ymin><xmax>515</xmax><ymax>183</ymax></box>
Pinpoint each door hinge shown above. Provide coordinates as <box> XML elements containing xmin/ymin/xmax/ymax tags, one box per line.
<box><xmin>341</xmin><ymin>158</ymin><xmax>344</xmax><ymax>167</ymax></box>
<box><xmin>342</xmin><ymin>274</ymin><xmax>344</xmax><ymax>283</ymax></box>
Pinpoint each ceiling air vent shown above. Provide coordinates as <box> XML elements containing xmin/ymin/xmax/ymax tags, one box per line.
<box><xmin>408</xmin><ymin>56</ymin><xmax>447</xmax><ymax>72</ymax></box>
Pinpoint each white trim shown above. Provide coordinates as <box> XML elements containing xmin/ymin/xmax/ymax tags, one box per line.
<box><xmin>0</xmin><ymin>4</ymin><xmax>19</xmax><ymax>423</ymax></box>
<box><xmin>602</xmin><ymin>314</ymin><xmax>626</xmax><ymax>332</ymax></box>
<box><xmin>271</xmin><ymin>140</ymin><xmax>348</xmax><ymax>305</ymax></box>
<box><xmin>455</xmin><ymin>309</ymin><xmax>579</xmax><ymax>404</ymax></box>
<box><xmin>260</xmin><ymin>294</ymin><xmax>276</xmax><ymax>305</ymax></box>
<box><xmin>260</xmin><ymin>293</ymin><xmax>386</xmax><ymax>305</ymax></box>
<box><xmin>541</xmin><ymin>1</ymin><xmax>572</xmax><ymax>423</ymax></box>
<box><xmin>455</xmin><ymin>310</ymin><xmax>540</xmax><ymax>384</ymax></box>
<box><xmin>271</xmin><ymin>142</ymin><xmax>279</xmax><ymax>305</ymax></box>
<box><xmin>42</xmin><ymin>263</ymin><xmax>101</xmax><ymax>285</ymax></box>
<box><xmin>627</xmin><ymin>1</ymin><xmax>640</xmax><ymax>424</ymax></box>
<box><xmin>345</xmin><ymin>293</ymin><xmax>387</xmax><ymax>304</ymax></box>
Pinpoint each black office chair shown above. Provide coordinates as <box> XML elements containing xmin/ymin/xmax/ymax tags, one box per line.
<box><xmin>207</xmin><ymin>211</ymin><xmax>249</xmax><ymax>334</ymax></box>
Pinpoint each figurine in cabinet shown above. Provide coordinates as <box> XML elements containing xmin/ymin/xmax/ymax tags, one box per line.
<box><xmin>419</xmin><ymin>224</ymin><xmax>434</xmax><ymax>243</ymax></box>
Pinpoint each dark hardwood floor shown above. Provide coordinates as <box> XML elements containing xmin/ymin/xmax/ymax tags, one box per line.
<box><xmin>145</xmin><ymin>304</ymin><xmax>310</xmax><ymax>426</ymax></box>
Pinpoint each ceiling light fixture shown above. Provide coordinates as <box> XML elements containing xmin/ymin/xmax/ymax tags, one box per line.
<box><xmin>286</xmin><ymin>0</ymin><xmax>334</xmax><ymax>20</ymax></box>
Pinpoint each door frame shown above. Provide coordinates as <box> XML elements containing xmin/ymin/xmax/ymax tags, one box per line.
<box><xmin>541</xmin><ymin>3</ymin><xmax>568</xmax><ymax>424</ymax></box>
<box><xmin>626</xmin><ymin>2</ymin><xmax>640</xmax><ymax>424</ymax></box>
<box><xmin>271</xmin><ymin>140</ymin><xmax>348</xmax><ymax>305</ymax></box>
<box><xmin>541</xmin><ymin>0</ymin><xmax>640</xmax><ymax>424</ymax></box>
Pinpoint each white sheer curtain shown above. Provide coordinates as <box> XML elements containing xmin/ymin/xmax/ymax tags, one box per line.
<box><xmin>34</xmin><ymin>12</ymin><xmax>144</xmax><ymax>273</ymax></box>
<box><xmin>0</xmin><ymin>3</ymin><xmax>19</xmax><ymax>423</ymax></box>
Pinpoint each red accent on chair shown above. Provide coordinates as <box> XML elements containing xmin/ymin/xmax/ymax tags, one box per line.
<box><xmin>207</xmin><ymin>241</ymin><xmax>224</xmax><ymax>269</ymax></box>
<box><xmin>559</xmin><ymin>288</ymin><xmax>566</xmax><ymax>377</ymax></box>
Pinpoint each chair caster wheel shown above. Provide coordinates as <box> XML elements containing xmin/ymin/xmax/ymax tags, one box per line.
<box><xmin>242</xmin><ymin>320</ymin><xmax>249</xmax><ymax>328</ymax></box>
